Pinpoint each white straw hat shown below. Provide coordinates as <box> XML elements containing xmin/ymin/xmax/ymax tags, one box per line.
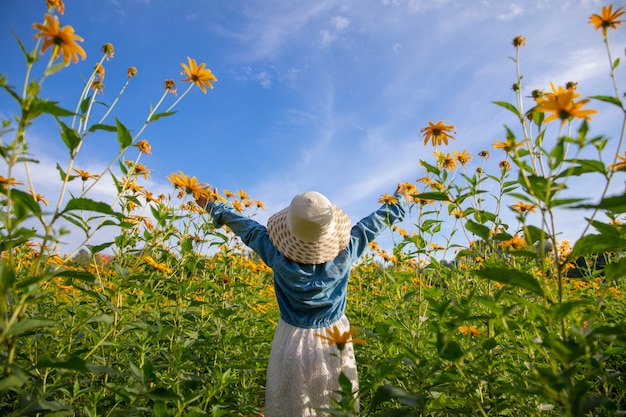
<box><xmin>267</xmin><ymin>191</ymin><xmax>352</xmax><ymax>264</ymax></box>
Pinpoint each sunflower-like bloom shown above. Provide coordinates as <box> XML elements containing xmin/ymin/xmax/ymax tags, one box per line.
<box><xmin>33</xmin><ymin>14</ymin><xmax>86</xmax><ymax>66</ymax></box>
<box><xmin>167</xmin><ymin>170</ymin><xmax>211</xmax><ymax>199</ymax></box>
<box><xmin>534</xmin><ymin>82</ymin><xmax>598</xmax><ymax>125</ymax></box>
<box><xmin>378</xmin><ymin>193</ymin><xmax>398</xmax><ymax>205</ymax></box>
<box><xmin>499</xmin><ymin>233</ymin><xmax>526</xmax><ymax>249</ymax></box>
<box><xmin>420</xmin><ymin>120</ymin><xmax>456</xmax><ymax>147</ymax></box>
<box><xmin>315</xmin><ymin>325</ymin><xmax>367</xmax><ymax>351</ymax></box>
<box><xmin>493</xmin><ymin>137</ymin><xmax>523</xmax><ymax>154</ymax></box>
<box><xmin>181</xmin><ymin>57</ymin><xmax>217</xmax><ymax>93</ymax></box>
<box><xmin>589</xmin><ymin>4</ymin><xmax>626</xmax><ymax>37</ymax></box>
<box><xmin>143</xmin><ymin>255</ymin><xmax>172</xmax><ymax>274</ymax></box>
<box><xmin>511</xmin><ymin>200</ymin><xmax>537</xmax><ymax>214</ymax></box>
<box><xmin>458</xmin><ymin>325</ymin><xmax>483</xmax><ymax>337</ymax></box>
<box><xmin>512</xmin><ymin>35</ymin><xmax>526</xmax><ymax>47</ymax></box>
<box><xmin>72</xmin><ymin>168</ymin><xmax>99</xmax><ymax>181</ymax></box>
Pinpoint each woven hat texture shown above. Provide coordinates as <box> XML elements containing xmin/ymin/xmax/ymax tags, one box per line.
<box><xmin>267</xmin><ymin>192</ymin><xmax>351</xmax><ymax>264</ymax></box>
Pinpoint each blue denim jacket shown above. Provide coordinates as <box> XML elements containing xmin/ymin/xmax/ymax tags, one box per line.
<box><xmin>206</xmin><ymin>194</ymin><xmax>408</xmax><ymax>329</ymax></box>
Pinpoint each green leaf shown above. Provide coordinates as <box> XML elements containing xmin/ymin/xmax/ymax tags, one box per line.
<box><xmin>573</xmin><ymin>194</ymin><xmax>626</xmax><ymax>214</ymax></box>
<box><xmin>548</xmin><ymin>140</ymin><xmax>565</xmax><ymax>170</ymax></box>
<box><xmin>115</xmin><ymin>117</ymin><xmax>132</xmax><ymax>149</ymax></box>
<box><xmin>12</xmin><ymin>28</ymin><xmax>36</xmax><ymax>64</ymax></box>
<box><xmin>30</xmin><ymin>98</ymin><xmax>75</xmax><ymax>117</ymax></box>
<box><xmin>590</xmin><ymin>95</ymin><xmax>623</xmax><ymax>108</ymax></box>
<box><xmin>61</xmin><ymin>197</ymin><xmax>117</xmax><ymax>216</ymax></box>
<box><xmin>437</xmin><ymin>332</ymin><xmax>464</xmax><ymax>361</ymax></box>
<box><xmin>465</xmin><ymin>220</ymin><xmax>490</xmax><ymax>240</ymax></box>
<box><xmin>37</xmin><ymin>354</ymin><xmax>90</xmax><ymax>372</ymax></box>
<box><xmin>0</xmin><ymin>264</ymin><xmax>16</xmax><ymax>294</ymax></box>
<box><xmin>88</xmin><ymin>123</ymin><xmax>117</xmax><ymax>133</ymax></box>
<box><xmin>44</xmin><ymin>62</ymin><xmax>66</xmax><ymax>77</ymax></box>
<box><xmin>56</xmin><ymin>163</ymin><xmax>77</xmax><ymax>181</ymax></box>
<box><xmin>3</xmin><ymin>188</ymin><xmax>42</xmax><ymax>217</ymax></box>
<box><xmin>551</xmin><ymin>300</ymin><xmax>592</xmax><ymax>321</ymax></box>
<box><xmin>474</xmin><ymin>267</ymin><xmax>544</xmax><ymax>297</ymax></box>
<box><xmin>80</xmin><ymin>96</ymin><xmax>90</xmax><ymax>114</ymax></box>
<box><xmin>149</xmin><ymin>111</ymin><xmax>177</xmax><ymax>122</ymax></box>
<box><xmin>570</xmin><ymin>234</ymin><xmax>626</xmax><ymax>258</ymax></box>
<box><xmin>7</xmin><ymin>319</ymin><xmax>56</xmax><ymax>336</ymax></box>
<box><xmin>370</xmin><ymin>384</ymin><xmax>422</xmax><ymax>410</ymax></box>
<box><xmin>493</xmin><ymin>101</ymin><xmax>521</xmax><ymax>119</ymax></box>
<box><xmin>58</xmin><ymin>119</ymin><xmax>81</xmax><ymax>153</ymax></box>
<box><xmin>416</xmin><ymin>192</ymin><xmax>449</xmax><ymax>201</ymax></box>
<box><xmin>604</xmin><ymin>258</ymin><xmax>626</xmax><ymax>282</ymax></box>
<box><xmin>0</xmin><ymin>375</ymin><xmax>25</xmax><ymax>392</ymax></box>
<box><xmin>613</xmin><ymin>57</ymin><xmax>621</xmax><ymax>69</ymax></box>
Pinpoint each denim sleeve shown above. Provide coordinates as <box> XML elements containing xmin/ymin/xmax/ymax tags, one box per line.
<box><xmin>348</xmin><ymin>193</ymin><xmax>409</xmax><ymax>261</ymax></box>
<box><xmin>206</xmin><ymin>202</ymin><xmax>281</xmax><ymax>267</ymax></box>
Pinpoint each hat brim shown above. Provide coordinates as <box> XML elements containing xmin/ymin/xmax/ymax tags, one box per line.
<box><xmin>267</xmin><ymin>205</ymin><xmax>351</xmax><ymax>264</ymax></box>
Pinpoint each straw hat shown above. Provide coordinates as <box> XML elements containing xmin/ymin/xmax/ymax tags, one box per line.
<box><xmin>267</xmin><ymin>191</ymin><xmax>352</xmax><ymax>264</ymax></box>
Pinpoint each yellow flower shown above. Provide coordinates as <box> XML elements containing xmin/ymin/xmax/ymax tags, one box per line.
<box><xmin>127</xmin><ymin>66</ymin><xmax>137</xmax><ymax>78</ymax></box>
<box><xmin>420</xmin><ymin>120</ymin><xmax>456</xmax><ymax>147</ymax></box>
<box><xmin>498</xmin><ymin>233</ymin><xmax>526</xmax><ymax>249</ymax></box>
<box><xmin>143</xmin><ymin>255</ymin><xmax>172</xmax><ymax>274</ymax></box>
<box><xmin>27</xmin><ymin>189</ymin><xmax>50</xmax><ymax>206</ymax></box>
<box><xmin>181</xmin><ymin>57</ymin><xmax>217</xmax><ymax>93</ymax></box>
<box><xmin>72</xmin><ymin>168</ymin><xmax>99</xmax><ymax>181</ymax></box>
<box><xmin>608</xmin><ymin>152</ymin><xmax>626</xmax><ymax>171</ymax></box>
<box><xmin>315</xmin><ymin>325</ymin><xmax>367</xmax><ymax>351</ymax></box>
<box><xmin>534</xmin><ymin>82</ymin><xmax>598</xmax><ymax>125</ymax></box>
<box><xmin>125</xmin><ymin>161</ymin><xmax>151</xmax><ymax>179</ymax></box>
<box><xmin>33</xmin><ymin>14</ymin><xmax>86</xmax><ymax>66</ymax></box>
<box><xmin>589</xmin><ymin>4</ymin><xmax>626</xmax><ymax>37</ymax></box>
<box><xmin>493</xmin><ymin>137</ymin><xmax>522</xmax><ymax>154</ymax></box>
<box><xmin>166</xmin><ymin>170</ymin><xmax>210</xmax><ymax>199</ymax></box>
<box><xmin>436</xmin><ymin>152</ymin><xmax>457</xmax><ymax>170</ymax></box>
<box><xmin>451</xmin><ymin>208</ymin><xmax>465</xmax><ymax>218</ymax></box>
<box><xmin>136</xmin><ymin>139</ymin><xmax>151</xmax><ymax>155</ymax></box>
<box><xmin>378</xmin><ymin>193</ymin><xmax>398</xmax><ymax>205</ymax></box>
<box><xmin>458</xmin><ymin>325</ymin><xmax>483</xmax><ymax>337</ymax></box>
<box><xmin>511</xmin><ymin>200</ymin><xmax>537</xmax><ymax>214</ymax></box>
<box><xmin>0</xmin><ymin>176</ymin><xmax>25</xmax><ymax>187</ymax></box>
<box><xmin>454</xmin><ymin>149</ymin><xmax>472</xmax><ymax>166</ymax></box>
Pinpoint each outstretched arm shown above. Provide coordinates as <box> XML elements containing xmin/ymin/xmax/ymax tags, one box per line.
<box><xmin>196</xmin><ymin>196</ymin><xmax>281</xmax><ymax>267</ymax></box>
<box><xmin>348</xmin><ymin>186</ymin><xmax>411</xmax><ymax>261</ymax></box>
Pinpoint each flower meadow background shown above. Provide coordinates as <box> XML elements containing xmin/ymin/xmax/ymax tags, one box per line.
<box><xmin>1</xmin><ymin>1</ymin><xmax>626</xmax><ymax>416</ymax></box>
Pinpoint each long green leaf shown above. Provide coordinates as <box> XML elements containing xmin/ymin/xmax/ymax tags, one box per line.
<box><xmin>465</xmin><ymin>220</ymin><xmax>490</xmax><ymax>240</ymax></box>
<box><xmin>474</xmin><ymin>267</ymin><xmax>544</xmax><ymax>297</ymax></box>
<box><xmin>493</xmin><ymin>101</ymin><xmax>521</xmax><ymax>118</ymax></box>
<box><xmin>590</xmin><ymin>95</ymin><xmax>623</xmax><ymax>108</ymax></box>
<box><xmin>61</xmin><ymin>197</ymin><xmax>119</xmax><ymax>217</ymax></box>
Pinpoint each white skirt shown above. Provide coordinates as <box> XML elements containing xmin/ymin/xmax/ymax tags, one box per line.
<box><xmin>264</xmin><ymin>315</ymin><xmax>359</xmax><ymax>417</ymax></box>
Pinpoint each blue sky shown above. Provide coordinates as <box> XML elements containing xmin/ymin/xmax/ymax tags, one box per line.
<box><xmin>1</xmin><ymin>0</ymin><xmax>625</xmax><ymax>256</ymax></box>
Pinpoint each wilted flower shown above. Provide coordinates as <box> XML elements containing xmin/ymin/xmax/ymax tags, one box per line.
<box><xmin>136</xmin><ymin>139</ymin><xmax>151</xmax><ymax>155</ymax></box>
<box><xmin>512</xmin><ymin>35</ymin><xmax>526</xmax><ymax>47</ymax></box>
<box><xmin>46</xmin><ymin>0</ymin><xmax>65</xmax><ymax>14</ymax></box>
<box><xmin>127</xmin><ymin>66</ymin><xmax>137</xmax><ymax>78</ymax></box>
<box><xmin>101</xmin><ymin>43</ymin><xmax>114</xmax><ymax>59</ymax></box>
<box><xmin>32</xmin><ymin>14</ymin><xmax>86</xmax><ymax>66</ymax></box>
<box><xmin>164</xmin><ymin>79</ymin><xmax>177</xmax><ymax>95</ymax></box>
<box><xmin>499</xmin><ymin>160</ymin><xmax>511</xmax><ymax>171</ymax></box>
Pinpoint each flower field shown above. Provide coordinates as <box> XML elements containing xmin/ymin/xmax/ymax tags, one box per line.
<box><xmin>1</xmin><ymin>2</ymin><xmax>626</xmax><ymax>416</ymax></box>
